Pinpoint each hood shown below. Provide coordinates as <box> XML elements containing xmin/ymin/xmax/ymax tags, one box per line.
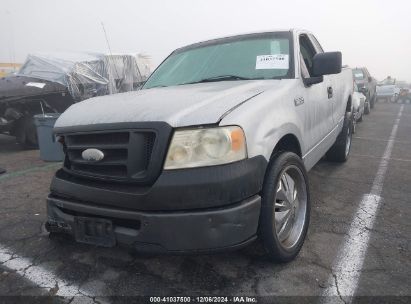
<box><xmin>0</xmin><ymin>75</ymin><xmax>67</xmax><ymax>100</ymax></box>
<box><xmin>55</xmin><ymin>80</ymin><xmax>275</xmax><ymax>129</ymax></box>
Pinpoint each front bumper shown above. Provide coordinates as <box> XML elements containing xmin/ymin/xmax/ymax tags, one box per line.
<box><xmin>47</xmin><ymin>156</ymin><xmax>267</xmax><ymax>252</ymax></box>
<box><xmin>46</xmin><ymin>194</ymin><xmax>261</xmax><ymax>252</ymax></box>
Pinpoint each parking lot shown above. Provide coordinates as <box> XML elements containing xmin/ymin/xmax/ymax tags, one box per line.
<box><xmin>0</xmin><ymin>102</ymin><xmax>410</xmax><ymax>303</ymax></box>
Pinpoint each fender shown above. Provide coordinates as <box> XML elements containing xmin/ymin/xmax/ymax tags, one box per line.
<box><xmin>263</xmin><ymin>123</ymin><xmax>304</xmax><ymax>159</ymax></box>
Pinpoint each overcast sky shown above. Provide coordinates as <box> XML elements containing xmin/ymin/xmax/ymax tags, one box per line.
<box><xmin>1</xmin><ymin>0</ymin><xmax>410</xmax><ymax>81</ymax></box>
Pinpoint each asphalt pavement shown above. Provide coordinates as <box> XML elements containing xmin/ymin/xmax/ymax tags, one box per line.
<box><xmin>0</xmin><ymin>102</ymin><xmax>410</xmax><ymax>303</ymax></box>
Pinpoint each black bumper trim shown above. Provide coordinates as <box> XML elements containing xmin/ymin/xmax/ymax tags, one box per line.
<box><xmin>46</xmin><ymin>194</ymin><xmax>261</xmax><ymax>252</ymax></box>
<box><xmin>50</xmin><ymin>155</ymin><xmax>267</xmax><ymax>211</ymax></box>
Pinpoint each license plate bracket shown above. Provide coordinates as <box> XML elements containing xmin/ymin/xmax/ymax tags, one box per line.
<box><xmin>74</xmin><ymin>216</ymin><xmax>116</xmax><ymax>247</ymax></box>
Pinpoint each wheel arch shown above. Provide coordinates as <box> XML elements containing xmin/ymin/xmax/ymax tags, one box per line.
<box><xmin>271</xmin><ymin>133</ymin><xmax>302</xmax><ymax>159</ymax></box>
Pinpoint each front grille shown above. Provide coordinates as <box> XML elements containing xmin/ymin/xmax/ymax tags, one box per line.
<box><xmin>63</xmin><ymin>130</ymin><xmax>156</xmax><ymax>183</ymax></box>
<box><xmin>67</xmin><ymin>132</ymin><xmax>130</xmax><ymax>146</ymax></box>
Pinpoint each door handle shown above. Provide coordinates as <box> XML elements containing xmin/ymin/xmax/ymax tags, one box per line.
<box><xmin>327</xmin><ymin>86</ymin><xmax>333</xmax><ymax>99</ymax></box>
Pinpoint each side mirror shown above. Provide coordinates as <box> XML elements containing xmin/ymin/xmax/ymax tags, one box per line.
<box><xmin>312</xmin><ymin>52</ymin><xmax>342</xmax><ymax>77</ymax></box>
<box><xmin>303</xmin><ymin>76</ymin><xmax>323</xmax><ymax>86</ymax></box>
<box><xmin>368</xmin><ymin>76</ymin><xmax>373</xmax><ymax>82</ymax></box>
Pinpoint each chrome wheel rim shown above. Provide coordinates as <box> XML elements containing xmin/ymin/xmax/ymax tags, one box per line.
<box><xmin>274</xmin><ymin>165</ymin><xmax>307</xmax><ymax>249</ymax></box>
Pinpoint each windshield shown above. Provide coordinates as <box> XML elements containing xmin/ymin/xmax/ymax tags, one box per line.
<box><xmin>143</xmin><ymin>34</ymin><xmax>292</xmax><ymax>89</ymax></box>
<box><xmin>353</xmin><ymin>69</ymin><xmax>364</xmax><ymax>80</ymax></box>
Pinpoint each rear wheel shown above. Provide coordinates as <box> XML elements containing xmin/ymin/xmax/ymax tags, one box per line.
<box><xmin>326</xmin><ymin>112</ymin><xmax>353</xmax><ymax>162</ymax></box>
<box><xmin>258</xmin><ymin>152</ymin><xmax>310</xmax><ymax>263</ymax></box>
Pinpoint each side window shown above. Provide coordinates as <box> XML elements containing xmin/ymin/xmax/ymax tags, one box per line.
<box><xmin>300</xmin><ymin>56</ymin><xmax>310</xmax><ymax>79</ymax></box>
<box><xmin>309</xmin><ymin>34</ymin><xmax>324</xmax><ymax>53</ymax></box>
<box><xmin>299</xmin><ymin>34</ymin><xmax>317</xmax><ymax>77</ymax></box>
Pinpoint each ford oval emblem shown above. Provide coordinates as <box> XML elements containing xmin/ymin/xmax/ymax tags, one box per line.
<box><xmin>82</xmin><ymin>148</ymin><xmax>104</xmax><ymax>162</ymax></box>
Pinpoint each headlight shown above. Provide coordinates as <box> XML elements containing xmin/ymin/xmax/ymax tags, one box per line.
<box><xmin>164</xmin><ymin>126</ymin><xmax>247</xmax><ymax>169</ymax></box>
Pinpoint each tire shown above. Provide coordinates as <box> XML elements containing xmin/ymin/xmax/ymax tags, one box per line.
<box><xmin>364</xmin><ymin>102</ymin><xmax>370</xmax><ymax>115</ymax></box>
<box><xmin>393</xmin><ymin>94</ymin><xmax>399</xmax><ymax>103</ymax></box>
<box><xmin>326</xmin><ymin>112</ymin><xmax>353</xmax><ymax>162</ymax></box>
<box><xmin>352</xmin><ymin>113</ymin><xmax>357</xmax><ymax>134</ymax></box>
<box><xmin>257</xmin><ymin>151</ymin><xmax>310</xmax><ymax>263</ymax></box>
<box><xmin>357</xmin><ymin>111</ymin><xmax>363</xmax><ymax>122</ymax></box>
<box><xmin>369</xmin><ymin>94</ymin><xmax>375</xmax><ymax>109</ymax></box>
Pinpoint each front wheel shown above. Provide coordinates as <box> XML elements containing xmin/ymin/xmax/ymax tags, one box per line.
<box><xmin>369</xmin><ymin>94</ymin><xmax>375</xmax><ymax>109</ymax></box>
<box><xmin>364</xmin><ymin>102</ymin><xmax>370</xmax><ymax>115</ymax></box>
<box><xmin>258</xmin><ymin>152</ymin><xmax>310</xmax><ymax>263</ymax></box>
<box><xmin>352</xmin><ymin>115</ymin><xmax>357</xmax><ymax>134</ymax></box>
<box><xmin>391</xmin><ymin>94</ymin><xmax>399</xmax><ymax>103</ymax></box>
<box><xmin>357</xmin><ymin>111</ymin><xmax>363</xmax><ymax>122</ymax></box>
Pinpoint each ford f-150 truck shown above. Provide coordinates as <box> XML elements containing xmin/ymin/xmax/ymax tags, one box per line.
<box><xmin>46</xmin><ymin>29</ymin><xmax>353</xmax><ymax>262</ymax></box>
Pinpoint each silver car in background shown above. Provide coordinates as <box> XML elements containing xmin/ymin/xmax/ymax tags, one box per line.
<box><xmin>377</xmin><ymin>76</ymin><xmax>400</xmax><ymax>102</ymax></box>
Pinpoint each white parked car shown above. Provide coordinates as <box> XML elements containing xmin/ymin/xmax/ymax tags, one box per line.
<box><xmin>352</xmin><ymin>82</ymin><xmax>366</xmax><ymax>133</ymax></box>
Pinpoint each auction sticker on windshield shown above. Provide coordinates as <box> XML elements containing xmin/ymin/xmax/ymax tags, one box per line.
<box><xmin>256</xmin><ymin>54</ymin><xmax>289</xmax><ymax>69</ymax></box>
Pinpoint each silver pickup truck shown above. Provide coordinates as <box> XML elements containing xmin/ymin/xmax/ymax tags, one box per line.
<box><xmin>46</xmin><ymin>29</ymin><xmax>353</xmax><ymax>262</ymax></box>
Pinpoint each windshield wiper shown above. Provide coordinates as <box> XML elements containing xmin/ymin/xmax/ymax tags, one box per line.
<box><xmin>182</xmin><ymin>75</ymin><xmax>253</xmax><ymax>85</ymax></box>
<box><xmin>146</xmin><ymin>75</ymin><xmax>255</xmax><ymax>89</ymax></box>
<box><xmin>145</xmin><ymin>84</ymin><xmax>168</xmax><ymax>89</ymax></box>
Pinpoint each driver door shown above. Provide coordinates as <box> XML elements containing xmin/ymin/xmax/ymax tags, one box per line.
<box><xmin>299</xmin><ymin>34</ymin><xmax>334</xmax><ymax>154</ymax></box>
